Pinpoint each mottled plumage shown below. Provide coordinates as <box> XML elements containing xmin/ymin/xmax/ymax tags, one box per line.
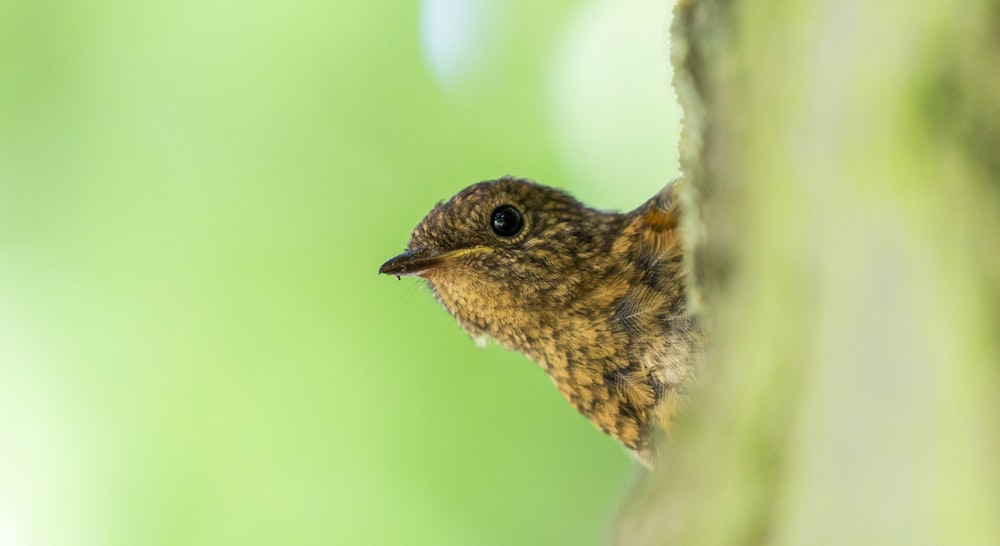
<box><xmin>379</xmin><ymin>177</ymin><xmax>700</xmax><ymax>465</ymax></box>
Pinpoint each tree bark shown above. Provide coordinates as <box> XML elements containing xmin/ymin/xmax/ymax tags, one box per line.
<box><xmin>615</xmin><ymin>0</ymin><xmax>1000</xmax><ymax>544</ymax></box>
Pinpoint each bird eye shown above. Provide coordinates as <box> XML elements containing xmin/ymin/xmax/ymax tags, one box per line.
<box><xmin>490</xmin><ymin>205</ymin><xmax>524</xmax><ymax>238</ymax></box>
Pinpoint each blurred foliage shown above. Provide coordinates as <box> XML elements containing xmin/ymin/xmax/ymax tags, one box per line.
<box><xmin>0</xmin><ymin>0</ymin><xmax>681</xmax><ymax>545</ymax></box>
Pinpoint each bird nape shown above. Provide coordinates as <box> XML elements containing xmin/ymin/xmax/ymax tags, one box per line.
<box><xmin>379</xmin><ymin>176</ymin><xmax>701</xmax><ymax>466</ymax></box>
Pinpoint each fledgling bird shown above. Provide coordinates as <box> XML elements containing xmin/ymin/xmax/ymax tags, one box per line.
<box><xmin>379</xmin><ymin>177</ymin><xmax>700</xmax><ymax>465</ymax></box>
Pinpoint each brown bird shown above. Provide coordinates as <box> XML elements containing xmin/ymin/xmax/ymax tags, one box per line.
<box><xmin>379</xmin><ymin>177</ymin><xmax>700</xmax><ymax>465</ymax></box>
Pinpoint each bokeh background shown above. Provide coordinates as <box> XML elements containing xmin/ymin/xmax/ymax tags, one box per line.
<box><xmin>0</xmin><ymin>0</ymin><xmax>681</xmax><ymax>544</ymax></box>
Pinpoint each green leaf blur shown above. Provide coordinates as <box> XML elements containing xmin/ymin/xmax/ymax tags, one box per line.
<box><xmin>0</xmin><ymin>0</ymin><xmax>681</xmax><ymax>544</ymax></box>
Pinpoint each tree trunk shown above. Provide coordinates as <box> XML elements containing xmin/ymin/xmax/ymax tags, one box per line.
<box><xmin>615</xmin><ymin>0</ymin><xmax>1000</xmax><ymax>544</ymax></box>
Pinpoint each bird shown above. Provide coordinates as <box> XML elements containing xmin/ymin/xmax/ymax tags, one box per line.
<box><xmin>379</xmin><ymin>177</ymin><xmax>700</xmax><ymax>465</ymax></box>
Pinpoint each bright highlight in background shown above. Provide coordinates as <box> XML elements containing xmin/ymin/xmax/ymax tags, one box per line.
<box><xmin>549</xmin><ymin>0</ymin><xmax>681</xmax><ymax>209</ymax></box>
<box><xmin>0</xmin><ymin>515</ymin><xmax>22</xmax><ymax>546</ymax></box>
<box><xmin>419</xmin><ymin>0</ymin><xmax>492</xmax><ymax>88</ymax></box>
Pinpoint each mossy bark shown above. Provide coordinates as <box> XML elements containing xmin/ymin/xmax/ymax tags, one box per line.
<box><xmin>614</xmin><ymin>0</ymin><xmax>1000</xmax><ymax>544</ymax></box>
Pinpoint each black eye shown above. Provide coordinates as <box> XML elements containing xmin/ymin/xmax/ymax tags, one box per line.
<box><xmin>490</xmin><ymin>205</ymin><xmax>524</xmax><ymax>238</ymax></box>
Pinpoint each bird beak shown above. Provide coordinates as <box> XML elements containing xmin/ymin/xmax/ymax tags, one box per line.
<box><xmin>379</xmin><ymin>247</ymin><xmax>488</xmax><ymax>278</ymax></box>
<box><xmin>378</xmin><ymin>247</ymin><xmax>448</xmax><ymax>278</ymax></box>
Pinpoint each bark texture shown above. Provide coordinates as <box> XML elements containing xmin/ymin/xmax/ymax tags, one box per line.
<box><xmin>614</xmin><ymin>0</ymin><xmax>1000</xmax><ymax>544</ymax></box>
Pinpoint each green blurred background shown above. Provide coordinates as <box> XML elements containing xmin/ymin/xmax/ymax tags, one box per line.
<box><xmin>0</xmin><ymin>0</ymin><xmax>680</xmax><ymax>544</ymax></box>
